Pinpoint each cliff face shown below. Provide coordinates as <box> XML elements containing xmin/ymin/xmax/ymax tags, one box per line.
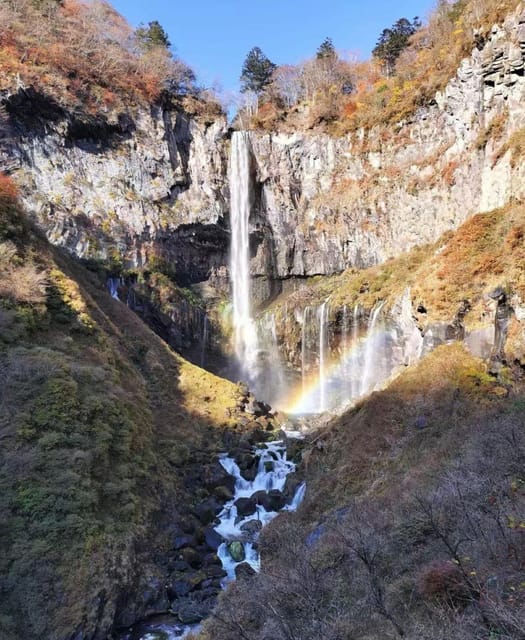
<box><xmin>1</xmin><ymin>92</ymin><xmax>230</xmax><ymax>285</ymax></box>
<box><xmin>248</xmin><ymin>6</ymin><xmax>525</xmax><ymax>281</ymax></box>
<box><xmin>2</xmin><ymin>7</ymin><xmax>525</xmax><ymax>298</ymax></box>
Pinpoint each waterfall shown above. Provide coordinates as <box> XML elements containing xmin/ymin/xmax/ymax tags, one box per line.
<box><xmin>318</xmin><ymin>301</ymin><xmax>329</xmax><ymax>412</ymax></box>
<box><xmin>301</xmin><ymin>305</ymin><xmax>310</xmax><ymax>392</ymax></box>
<box><xmin>106</xmin><ymin>277</ymin><xmax>121</xmax><ymax>301</ymax></box>
<box><xmin>229</xmin><ymin>131</ymin><xmax>259</xmax><ymax>385</ymax></box>
<box><xmin>360</xmin><ymin>301</ymin><xmax>386</xmax><ymax>397</ymax></box>
<box><xmin>350</xmin><ymin>304</ymin><xmax>360</xmax><ymax>400</ymax></box>
<box><xmin>255</xmin><ymin>312</ymin><xmax>286</xmax><ymax>406</ymax></box>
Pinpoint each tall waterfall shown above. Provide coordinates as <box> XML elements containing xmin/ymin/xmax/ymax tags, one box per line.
<box><xmin>229</xmin><ymin>131</ymin><xmax>259</xmax><ymax>385</ymax></box>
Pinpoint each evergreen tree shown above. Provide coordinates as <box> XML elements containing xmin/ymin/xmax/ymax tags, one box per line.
<box><xmin>135</xmin><ymin>20</ymin><xmax>171</xmax><ymax>52</ymax></box>
<box><xmin>240</xmin><ymin>47</ymin><xmax>277</xmax><ymax>94</ymax></box>
<box><xmin>316</xmin><ymin>37</ymin><xmax>336</xmax><ymax>60</ymax></box>
<box><xmin>372</xmin><ymin>16</ymin><xmax>421</xmax><ymax>76</ymax></box>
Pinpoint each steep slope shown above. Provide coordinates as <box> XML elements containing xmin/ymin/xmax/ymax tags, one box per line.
<box><xmin>0</xmin><ymin>182</ymin><xmax>243</xmax><ymax>639</ymax></box>
<box><xmin>203</xmin><ymin>342</ymin><xmax>525</xmax><ymax>639</ymax></box>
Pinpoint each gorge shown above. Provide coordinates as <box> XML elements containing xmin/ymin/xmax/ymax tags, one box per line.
<box><xmin>1</xmin><ymin>1</ymin><xmax>525</xmax><ymax>639</ymax></box>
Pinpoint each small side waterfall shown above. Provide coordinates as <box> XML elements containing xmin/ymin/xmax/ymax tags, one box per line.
<box><xmin>287</xmin><ymin>293</ymin><xmax>423</xmax><ymax>415</ymax></box>
<box><xmin>360</xmin><ymin>300</ymin><xmax>386</xmax><ymax>396</ymax></box>
<box><xmin>106</xmin><ymin>277</ymin><xmax>121</xmax><ymax>301</ymax></box>
<box><xmin>318</xmin><ymin>301</ymin><xmax>329</xmax><ymax>412</ymax></box>
<box><xmin>229</xmin><ymin>131</ymin><xmax>259</xmax><ymax>386</ymax></box>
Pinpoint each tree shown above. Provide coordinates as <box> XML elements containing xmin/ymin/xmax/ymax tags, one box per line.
<box><xmin>316</xmin><ymin>37</ymin><xmax>336</xmax><ymax>60</ymax></box>
<box><xmin>372</xmin><ymin>16</ymin><xmax>421</xmax><ymax>76</ymax></box>
<box><xmin>135</xmin><ymin>20</ymin><xmax>171</xmax><ymax>52</ymax></box>
<box><xmin>240</xmin><ymin>46</ymin><xmax>276</xmax><ymax>94</ymax></box>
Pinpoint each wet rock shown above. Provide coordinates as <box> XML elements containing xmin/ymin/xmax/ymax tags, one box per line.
<box><xmin>227</xmin><ymin>541</ymin><xmax>245</xmax><ymax>563</ymax></box>
<box><xmin>234</xmin><ymin>497</ymin><xmax>257</xmax><ymax>517</ymax></box>
<box><xmin>178</xmin><ymin>547</ymin><xmax>202</xmax><ymax>569</ymax></box>
<box><xmin>173</xmin><ymin>534</ymin><xmax>195</xmax><ymax>551</ymax></box>
<box><xmin>253</xmin><ymin>489</ymin><xmax>285</xmax><ymax>512</ymax></box>
<box><xmin>240</xmin><ymin>519</ymin><xmax>263</xmax><ymax>539</ymax></box>
<box><xmin>235</xmin><ymin>562</ymin><xmax>256</xmax><ymax>580</ymax></box>
<box><xmin>203</xmin><ymin>526</ymin><xmax>223</xmax><ymax>551</ymax></box>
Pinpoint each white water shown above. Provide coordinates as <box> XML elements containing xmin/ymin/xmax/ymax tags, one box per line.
<box><xmin>290</xmin><ymin>294</ymin><xmax>426</xmax><ymax>414</ymax></box>
<box><xmin>360</xmin><ymin>300</ymin><xmax>386</xmax><ymax>396</ymax></box>
<box><xmin>107</xmin><ymin>277</ymin><xmax>121</xmax><ymax>301</ymax></box>
<box><xmin>214</xmin><ymin>440</ymin><xmax>305</xmax><ymax>584</ymax></box>
<box><xmin>318</xmin><ymin>301</ymin><xmax>329</xmax><ymax>412</ymax></box>
<box><xmin>229</xmin><ymin>131</ymin><xmax>259</xmax><ymax>386</ymax></box>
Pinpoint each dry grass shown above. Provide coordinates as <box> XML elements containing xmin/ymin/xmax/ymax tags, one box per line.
<box><xmin>0</xmin><ymin>0</ymin><xmax>197</xmax><ymax>112</ymax></box>
<box><xmin>269</xmin><ymin>201</ymin><xmax>525</xmax><ymax>333</ymax></box>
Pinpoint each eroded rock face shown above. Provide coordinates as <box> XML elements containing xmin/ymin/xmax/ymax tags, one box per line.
<box><xmin>2</xmin><ymin>9</ymin><xmax>525</xmax><ymax>304</ymax></box>
<box><xmin>246</xmin><ymin>7</ymin><xmax>525</xmax><ymax>290</ymax></box>
<box><xmin>2</xmin><ymin>90</ymin><xmax>230</xmax><ymax>284</ymax></box>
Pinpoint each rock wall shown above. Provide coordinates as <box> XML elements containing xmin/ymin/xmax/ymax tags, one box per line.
<box><xmin>1</xmin><ymin>6</ymin><xmax>525</xmax><ymax>304</ymax></box>
<box><xmin>248</xmin><ymin>5</ymin><xmax>525</xmax><ymax>283</ymax></box>
<box><xmin>1</xmin><ymin>90</ymin><xmax>230</xmax><ymax>285</ymax></box>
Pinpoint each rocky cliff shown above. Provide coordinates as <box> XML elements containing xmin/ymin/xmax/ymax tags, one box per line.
<box><xmin>2</xmin><ymin>6</ymin><xmax>525</xmax><ymax>308</ymax></box>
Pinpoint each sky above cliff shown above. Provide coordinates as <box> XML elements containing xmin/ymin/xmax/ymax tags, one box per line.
<box><xmin>111</xmin><ymin>0</ymin><xmax>434</xmax><ymax>101</ymax></box>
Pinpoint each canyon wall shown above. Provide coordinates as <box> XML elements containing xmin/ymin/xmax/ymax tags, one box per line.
<box><xmin>1</xmin><ymin>6</ymin><xmax>525</xmax><ymax>300</ymax></box>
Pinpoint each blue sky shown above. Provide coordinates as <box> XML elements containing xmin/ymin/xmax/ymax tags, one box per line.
<box><xmin>111</xmin><ymin>0</ymin><xmax>434</xmax><ymax>96</ymax></box>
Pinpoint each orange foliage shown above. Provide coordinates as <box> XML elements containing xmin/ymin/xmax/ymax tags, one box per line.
<box><xmin>0</xmin><ymin>0</ymin><xmax>196</xmax><ymax>110</ymax></box>
<box><xmin>0</xmin><ymin>173</ymin><xmax>19</xmax><ymax>203</ymax></box>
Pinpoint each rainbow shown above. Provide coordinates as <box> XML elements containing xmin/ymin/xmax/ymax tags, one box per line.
<box><xmin>279</xmin><ymin>321</ymin><xmax>394</xmax><ymax>415</ymax></box>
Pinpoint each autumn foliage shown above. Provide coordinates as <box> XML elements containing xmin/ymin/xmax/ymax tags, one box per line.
<box><xmin>0</xmin><ymin>0</ymin><xmax>196</xmax><ymax>111</ymax></box>
<box><xmin>0</xmin><ymin>173</ymin><xmax>19</xmax><ymax>203</ymax></box>
<box><xmin>242</xmin><ymin>0</ymin><xmax>520</xmax><ymax>132</ymax></box>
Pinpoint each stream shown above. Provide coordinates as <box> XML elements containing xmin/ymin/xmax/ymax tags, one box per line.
<box><xmin>117</xmin><ymin>438</ymin><xmax>305</xmax><ymax>640</ymax></box>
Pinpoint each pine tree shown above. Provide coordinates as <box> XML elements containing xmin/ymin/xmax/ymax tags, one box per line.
<box><xmin>372</xmin><ymin>16</ymin><xmax>421</xmax><ymax>76</ymax></box>
<box><xmin>316</xmin><ymin>37</ymin><xmax>336</xmax><ymax>60</ymax></box>
<box><xmin>240</xmin><ymin>47</ymin><xmax>277</xmax><ymax>94</ymax></box>
<box><xmin>135</xmin><ymin>20</ymin><xmax>171</xmax><ymax>52</ymax></box>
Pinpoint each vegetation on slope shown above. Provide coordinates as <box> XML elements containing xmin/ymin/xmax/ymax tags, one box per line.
<box><xmin>0</xmin><ymin>174</ymin><xmax>239</xmax><ymax>639</ymax></box>
<box><xmin>238</xmin><ymin>0</ymin><xmax>521</xmax><ymax>132</ymax></box>
<box><xmin>203</xmin><ymin>343</ymin><xmax>525</xmax><ymax>639</ymax></box>
<box><xmin>266</xmin><ymin>200</ymin><xmax>525</xmax><ymax>368</ymax></box>
<box><xmin>0</xmin><ymin>0</ymin><xmax>219</xmax><ymax>115</ymax></box>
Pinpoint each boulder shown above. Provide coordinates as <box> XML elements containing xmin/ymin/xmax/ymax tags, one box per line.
<box><xmin>213</xmin><ymin>485</ymin><xmax>234</xmax><ymax>501</ymax></box>
<box><xmin>173</xmin><ymin>534</ymin><xmax>195</xmax><ymax>551</ymax></box>
<box><xmin>194</xmin><ymin>500</ymin><xmax>219</xmax><ymax>526</ymax></box>
<box><xmin>252</xmin><ymin>489</ymin><xmax>285</xmax><ymax>512</ymax></box>
<box><xmin>203</xmin><ymin>526</ymin><xmax>223</xmax><ymax>551</ymax></box>
<box><xmin>178</xmin><ymin>547</ymin><xmax>202</xmax><ymax>569</ymax></box>
<box><xmin>227</xmin><ymin>541</ymin><xmax>245</xmax><ymax>563</ymax></box>
<box><xmin>240</xmin><ymin>519</ymin><xmax>263</xmax><ymax>541</ymax></box>
<box><xmin>234</xmin><ymin>496</ymin><xmax>257</xmax><ymax>517</ymax></box>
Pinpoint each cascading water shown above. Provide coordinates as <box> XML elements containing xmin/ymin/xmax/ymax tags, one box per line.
<box><xmin>229</xmin><ymin>131</ymin><xmax>259</xmax><ymax>388</ymax></box>
<box><xmin>255</xmin><ymin>312</ymin><xmax>287</xmax><ymax>407</ymax></box>
<box><xmin>359</xmin><ymin>300</ymin><xmax>386</xmax><ymax>396</ymax></box>
<box><xmin>214</xmin><ymin>441</ymin><xmax>305</xmax><ymax>583</ymax></box>
<box><xmin>107</xmin><ymin>277</ymin><xmax>121</xmax><ymax>301</ymax></box>
<box><xmin>318</xmin><ymin>301</ymin><xmax>329</xmax><ymax>412</ymax></box>
<box><xmin>287</xmin><ymin>293</ymin><xmax>425</xmax><ymax>415</ymax></box>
